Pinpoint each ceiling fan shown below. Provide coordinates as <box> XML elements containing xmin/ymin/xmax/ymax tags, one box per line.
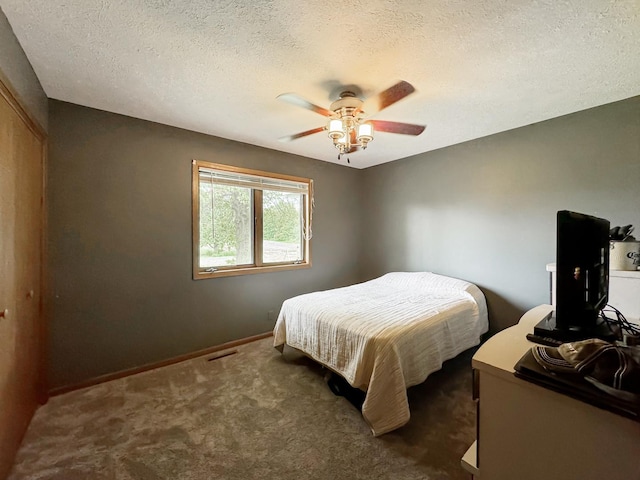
<box><xmin>277</xmin><ymin>80</ymin><xmax>426</xmax><ymax>163</ymax></box>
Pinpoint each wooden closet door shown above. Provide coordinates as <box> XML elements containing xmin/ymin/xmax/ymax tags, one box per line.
<box><xmin>0</xmin><ymin>85</ymin><xmax>45</xmax><ymax>479</ymax></box>
<box><xmin>14</xmin><ymin>105</ymin><xmax>43</xmax><ymax>399</ymax></box>
<box><xmin>0</xmin><ymin>90</ymin><xmax>20</xmax><ymax>476</ymax></box>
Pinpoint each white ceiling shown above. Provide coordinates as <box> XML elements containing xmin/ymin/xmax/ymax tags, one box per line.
<box><xmin>1</xmin><ymin>1</ymin><xmax>639</xmax><ymax>169</ymax></box>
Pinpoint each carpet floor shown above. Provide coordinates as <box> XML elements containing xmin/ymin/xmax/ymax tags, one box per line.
<box><xmin>9</xmin><ymin>338</ymin><xmax>478</xmax><ymax>480</ymax></box>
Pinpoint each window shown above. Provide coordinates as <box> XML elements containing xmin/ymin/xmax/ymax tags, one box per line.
<box><xmin>192</xmin><ymin>160</ymin><xmax>312</xmax><ymax>279</ymax></box>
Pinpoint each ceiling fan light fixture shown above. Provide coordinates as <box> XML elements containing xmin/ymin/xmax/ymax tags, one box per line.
<box><xmin>328</xmin><ymin>119</ymin><xmax>345</xmax><ymax>140</ymax></box>
<box><xmin>335</xmin><ymin>133</ymin><xmax>347</xmax><ymax>152</ymax></box>
<box><xmin>357</xmin><ymin>122</ymin><xmax>374</xmax><ymax>148</ymax></box>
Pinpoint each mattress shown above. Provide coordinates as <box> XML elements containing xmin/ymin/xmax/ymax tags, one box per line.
<box><xmin>273</xmin><ymin>272</ymin><xmax>489</xmax><ymax>436</ymax></box>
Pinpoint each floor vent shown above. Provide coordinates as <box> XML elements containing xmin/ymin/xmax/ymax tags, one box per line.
<box><xmin>207</xmin><ymin>349</ymin><xmax>239</xmax><ymax>362</ymax></box>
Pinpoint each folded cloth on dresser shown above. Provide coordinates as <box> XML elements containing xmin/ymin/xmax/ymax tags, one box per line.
<box><xmin>532</xmin><ymin>338</ymin><xmax>640</xmax><ymax>402</ymax></box>
<box><xmin>515</xmin><ymin>339</ymin><xmax>640</xmax><ymax>421</ymax></box>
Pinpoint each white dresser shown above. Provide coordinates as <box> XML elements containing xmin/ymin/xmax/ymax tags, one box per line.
<box><xmin>461</xmin><ymin>305</ymin><xmax>640</xmax><ymax>479</ymax></box>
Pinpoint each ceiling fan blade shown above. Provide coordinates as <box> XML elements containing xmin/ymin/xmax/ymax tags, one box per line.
<box><xmin>277</xmin><ymin>93</ymin><xmax>333</xmax><ymax>117</ymax></box>
<box><xmin>361</xmin><ymin>80</ymin><xmax>416</xmax><ymax>116</ymax></box>
<box><xmin>278</xmin><ymin>126</ymin><xmax>325</xmax><ymax>142</ymax></box>
<box><xmin>370</xmin><ymin>120</ymin><xmax>426</xmax><ymax>136</ymax></box>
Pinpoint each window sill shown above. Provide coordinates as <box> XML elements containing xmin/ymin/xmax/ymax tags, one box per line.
<box><xmin>193</xmin><ymin>262</ymin><xmax>311</xmax><ymax>280</ymax></box>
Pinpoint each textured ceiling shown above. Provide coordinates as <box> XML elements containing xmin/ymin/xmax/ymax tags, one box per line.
<box><xmin>1</xmin><ymin>1</ymin><xmax>639</xmax><ymax>168</ymax></box>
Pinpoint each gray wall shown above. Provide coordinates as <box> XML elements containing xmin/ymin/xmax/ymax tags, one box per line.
<box><xmin>362</xmin><ymin>96</ymin><xmax>640</xmax><ymax>333</ymax></box>
<box><xmin>0</xmin><ymin>7</ymin><xmax>48</xmax><ymax>131</ymax></box>
<box><xmin>47</xmin><ymin>100</ymin><xmax>363</xmax><ymax>389</ymax></box>
<box><xmin>48</xmin><ymin>95</ymin><xmax>639</xmax><ymax>389</ymax></box>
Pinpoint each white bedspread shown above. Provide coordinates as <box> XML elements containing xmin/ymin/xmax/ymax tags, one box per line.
<box><xmin>273</xmin><ymin>272</ymin><xmax>489</xmax><ymax>436</ymax></box>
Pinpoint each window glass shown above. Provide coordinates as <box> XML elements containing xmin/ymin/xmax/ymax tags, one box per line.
<box><xmin>199</xmin><ymin>182</ymin><xmax>253</xmax><ymax>268</ymax></box>
<box><xmin>262</xmin><ymin>190</ymin><xmax>302</xmax><ymax>263</ymax></box>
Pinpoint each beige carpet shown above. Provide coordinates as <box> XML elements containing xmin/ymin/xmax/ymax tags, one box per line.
<box><xmin>9</xmin><ymin>338</ymin><xmax>478</xmax><ymax>480</ymax></box>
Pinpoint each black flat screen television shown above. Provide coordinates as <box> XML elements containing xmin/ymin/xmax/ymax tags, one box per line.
<box><xmin>534</xmin><ymin>210</ymin><xmax>615</xmax><ymax>341</ymax></box>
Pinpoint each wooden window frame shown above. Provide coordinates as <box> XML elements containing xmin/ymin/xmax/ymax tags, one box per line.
<box><xmin>192</xmin><ymin>160</ymin><xmax>312</xmax><ymax>279</ymax></box>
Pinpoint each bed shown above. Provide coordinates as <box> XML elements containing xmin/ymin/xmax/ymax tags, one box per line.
<box><xmin>273</xmin><ymin>272</ymin><xmax>489</xmax><ymax>436</ymax></box>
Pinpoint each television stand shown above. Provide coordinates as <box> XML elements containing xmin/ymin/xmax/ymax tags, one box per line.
<box><xmin>461</xmin><ymin>305</ymin><xmax>640</xmax><ymax>480</ymax></box>
<box><xmin>533</xmin><ymin>313</ymin><xmax>619</xmax><ymax>342</ymax></box>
